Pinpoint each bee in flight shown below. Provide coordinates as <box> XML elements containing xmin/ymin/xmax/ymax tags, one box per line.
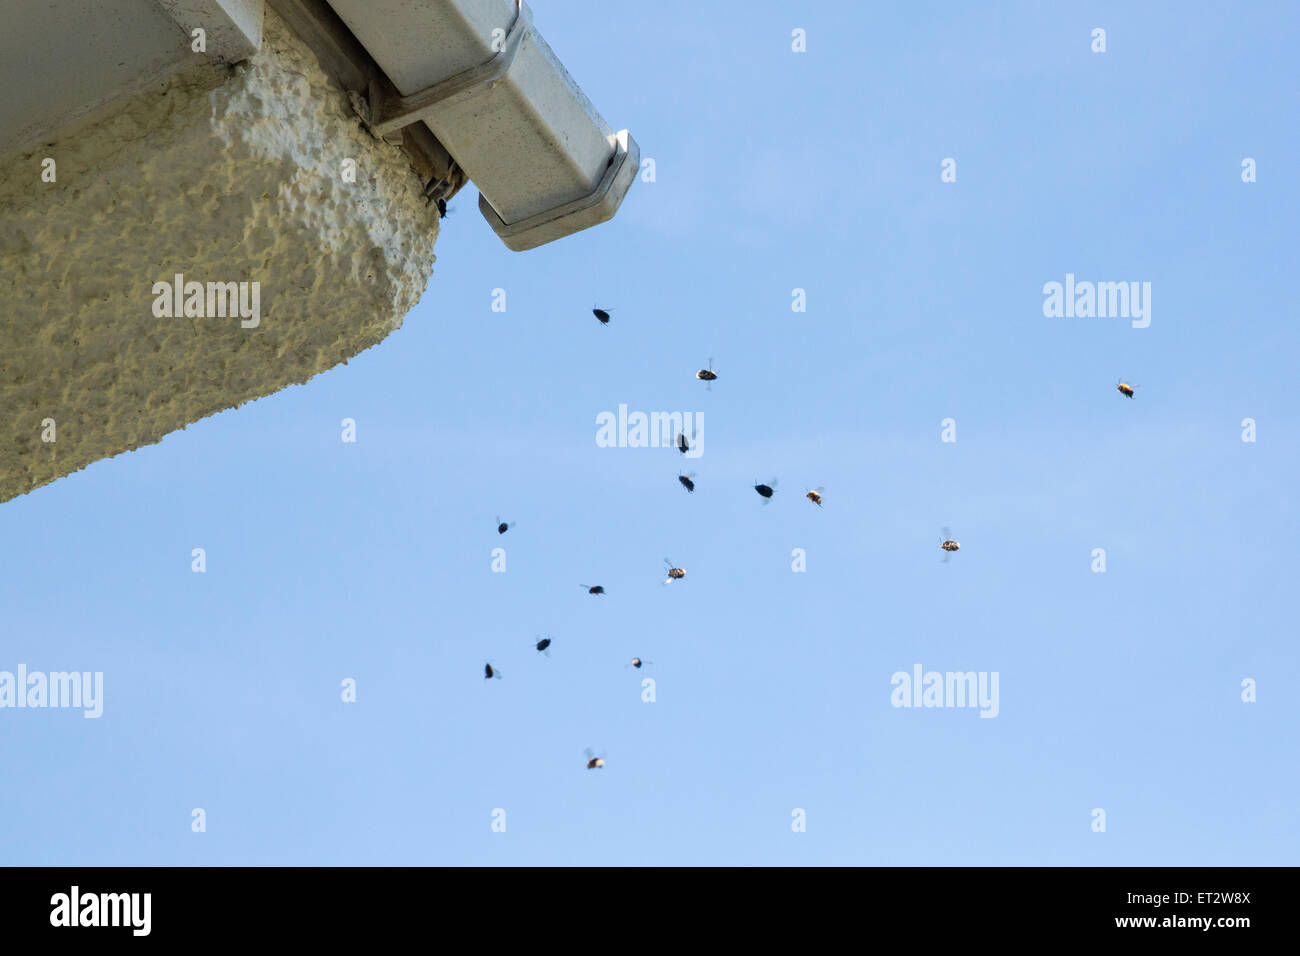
<box><xmin>580</xmin><ymin>584</ymin><xmax>605</xmax><ymax>595</ymax></box>
<box><xmin>626</xmin><ymin>657</ymin><xmax>652</xmax><ymax>669</ymax></box>
<box><xmin>940</xmin><ymin>527</ymin><xmax>960</xmax><ymax>562</ymax></box>
<box><xmin>754</xmin><ymin>478</ymin><xmax>778</xmax><ymax>501</ymax></box>
<box><xmin>592</xmin><ymin>307</ymin><xmax>611</xmax><ymax>325</ymax></box>
<box><xmin>1116</xmin><ymin>379</ymin><xmax>1138</xmax><ymax>399</ymax></box>
<box><xmin>484</xmin><ymin>662</ymin><xmax>503</xmax><ymax>680</ymax></box>
<box><xmin>696</xmin><ymin>359</ymin><xmax>718</xmax><ymax>390</ymax></box>
<box><xmin>663</xmin><ymin>559</ymin><xmax>686</xmax><ymax>584</ymax></box>
<box><xmin>677</xmin><ymin>431</ymin><xmax>691</xmax><ymax>454</ymax></box>
<box><xmin>805</xmin><ymin>487</ymin><xmax>824</xmax><ymax>507</ymax></box>
<box><xmin>584</xmin><ymin>748</ymin><xmax>607</xmax><ymax>770</ymax></box>
<box><xmin>678</xmin><ymin>472</ymin><xmax>696</xmax><ymax>493</ymax></box>
<box><xmin>532</xmin><ymin>636</ymin><xmax>552</xmax><ymax>656</ymax></box>
<box><xmin>495</xmin><ymin>515</ymin><xmax>514</xmax><ymax>535</ymax></box>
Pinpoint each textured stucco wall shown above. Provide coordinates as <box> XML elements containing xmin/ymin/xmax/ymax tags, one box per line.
<box><xmin>0</xmin><ymin>6</ymin><xmax>438</xmax><ymax>503</ymax></box>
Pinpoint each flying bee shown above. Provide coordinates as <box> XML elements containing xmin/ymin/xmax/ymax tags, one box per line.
<box><xmin>939</xmin><ymin>527</ymin><xmax>960</xmax><ymax>562</ymax></box>
<box><xmin>1116</xmin><ymin>379</ymin><xmax>1138</xmax><ymax>399</ymax></box>
<box><xmin>805</xmin><ymin>487</ymin><xmax>824</xmax><ymax>507</ymax></box>
<box><xmin>677</xmin><ymin>431</ymin><xmax>691</xmax><ymax>454</ymax></box>
<box><xmin>626</xmin><ymin>657</ymin><xmax>652</xmax><ymax>669</ymax></box>
<box><xmin>533</xmin><ymin>636</ymin><xmax>552</xmax><ymax>656</ymax></box>
<box><xmin>592</xmin><ymin>307</ymin><xmax>611</xmax><ymax>325</ymax></box>
<box><xmin>754</xmin><ymin>478</ymin><xmax>778</xmax><ymax>501</ymax></box>
<box><xmin>580</xmin><ymin>584</ymin><xmax>605</xmax><ymax>595</ymax></box>
<box><xmin>678</xmin><ymin>472</ymin><xmax>696</xmax><ymax>493</ymax></box>
<box><xmin>696</xmin><ymin>358</ymin><xmax>718</xmax><ymax>390</ymax></box>
<box><xmin>436</xmin><ymin>198</ymin><xmax>448</xmax><ymax>218</ymax></box>
<box><xmin>663</xmin><ymin>559</ymin><xmax>686</xmax><ymax>584</ymax></box>
<box><xmin>495</xmin><ymin>515</ymin><xmax>514</xmax><ymax>535</ymax></box>
<box><xmin>484</xmin><ymin>661</ymin><xmax>503</xmax><ymax>680</ymax></box>
<box><xmin>584</xmin><ymin>748</ymin><xmax>607</xmax><ymax>770</ymax></box>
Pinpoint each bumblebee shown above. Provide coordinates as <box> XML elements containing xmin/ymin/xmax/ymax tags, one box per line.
<box><xmin>754</xmin><ymin>478</ymin><xmax>777</xmax><ymax>500</ymax></box>
<box><xmin>1117</xmin><ymin>380</ymin><xmax>1137</xmax><ymax>398</ymax></box>
<box><xmin>678</xmin><ymin>472</ymin><xmax>696</xmax><ymax>493</ymax></box>
<box><xmin>533</xmin><ymin>637</ymin><xmax>552</xmax><ymax>655</ymax></box>
<box><xmin>677</xmin><ymin>432</ymin><xmax>690</xmax><ymax>454</ymax></box>
<box><xmin>663</xmin><ymin>559</ymin><xmax>686</xmax><ymax>584</ymax></box>
<box><xmin>940</xmin><ymin>527</ymin><xmax>960</xmax><ymax>561</ymax></box>
<box><xmin>593</xmin><ymin>308</ymin><xmax>611</xmax><ymax>325</ymax></box>
<box><xmin>626</xmin><ymin>657</ymin><xmax>652</xmax><ymax>669</ymax></box>
<box><xmin>805</xmin><ymin>487</ymin><xmax>824</xmax><ymax>506</ymax></box>
<box><xmin>584</xmin><ymin>748</ymin><xmax>606</xmax><ymax>770</ymax></box>
<box><xmin>484</xmin><ymin>662</ymin><xmax>502</xmax><ymax>680</ymax></box>
<box><xmin>580</xmin><ymin>584</ymin><xmax>605</xmax><ymax>595</ymax></box>
<box><xmin>696</xmin><ymin>359</ymin><xmax>718</xmax><ymax>390</ymax></box>
<box><xmin>495</xmin><ymin>515</ymin><xmax>513</xmax><ymax>535</ymax></box>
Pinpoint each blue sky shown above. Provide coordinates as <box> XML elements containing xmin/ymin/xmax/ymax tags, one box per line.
<box><xmin>2</xmin><ymin>0</ymin><xmax>1297</xmax><ymax>865</ymax></box>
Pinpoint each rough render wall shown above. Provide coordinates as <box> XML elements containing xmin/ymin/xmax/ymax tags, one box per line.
<box><xmin>0</xmin><ymin>6</ymin><xmax>439</xmax><ymax>503</ymax></box>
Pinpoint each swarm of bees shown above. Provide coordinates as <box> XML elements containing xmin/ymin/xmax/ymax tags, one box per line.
<box><xmin>471</xmin><ymin>308</ymin><xmax>1151</xmax><ymax>778</ymax></box>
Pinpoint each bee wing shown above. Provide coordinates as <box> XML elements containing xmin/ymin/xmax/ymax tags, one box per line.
<box><xmin>941</xmin><ymin>526</ymin><xmax>952</xmax><ymax>539</ymax></box>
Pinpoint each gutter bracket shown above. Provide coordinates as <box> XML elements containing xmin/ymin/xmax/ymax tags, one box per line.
<box><xmin>369</xmin><ymin>0</ymin><xmax>532</xmax><ymax>137</ymax></box>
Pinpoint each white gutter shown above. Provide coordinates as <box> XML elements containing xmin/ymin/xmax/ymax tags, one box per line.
<box><xmin>326</xmin><ymin>0</ymin><xmax>638</xmax><ymax>250</ymax></box>
<box><xmin>155</xmin><ymin>0</ymin><xmax>264</xmax><ymax>62</ymax></box>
